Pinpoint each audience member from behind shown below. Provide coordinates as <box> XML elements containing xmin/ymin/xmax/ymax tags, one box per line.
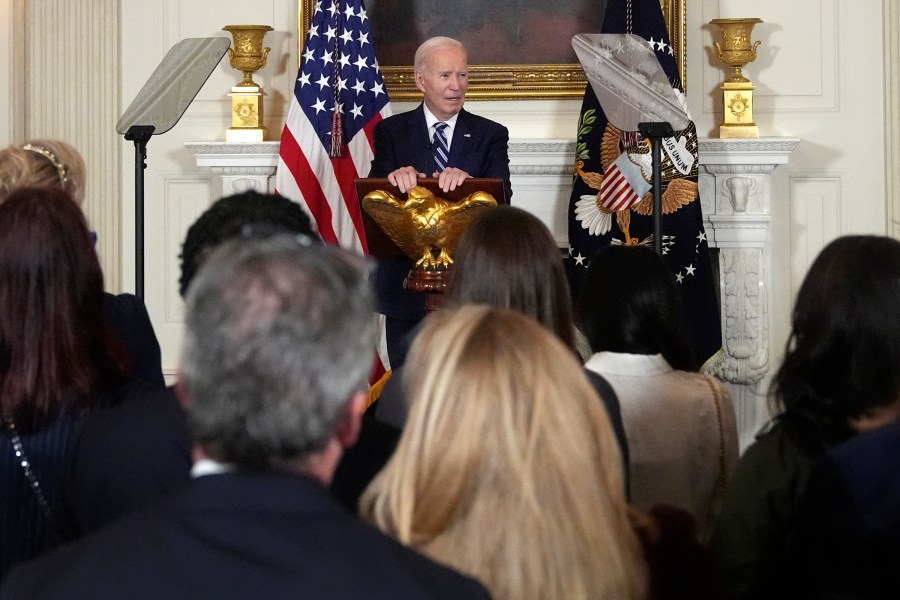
<box><xmin>1</xmin><ymin>236</ymin><xmax>490</xmax><ymax>599</ymax></box>
<box><xmin>710</xmin><ymin>235</ymin><xmax>900</xmax><ymax>600</ymax></box>
<box><xmin>0</xmin><ymin>188</ymin><xmax>131</xmax><ymax>581</ymax></box>
<box><xmin>578</xmin><ymin>244</ymin><xmax>738</xmax><ymax>540</ymax></box>
<box><xmin>377</xmin><ymin>205</ymin><xmax>624</xmax><ymax>430</ymax></box>
<box><xmin>65</xmin><ymin>190</ymin><xmax>321</xmax><ymax>535</ymax></box>
<box><xmin>0</xmin><ymin>140</ymin><xmax>85</xmax><ymax>205</ymax></box>
<box><xmin>333</xmin><ymin>206</ymin><xmax>629</xmax><ymax>510</ymax></box>
<box><xmin>362</xmin><ymin>306</ymin><xmax>647</xmax><ymax>600</ymax></box>
<box><xmin>442</xmin><ymin>205</ymin><xmax>628</xmax><ymax>456</ymax></box>
<box><xmin>0</xmin><ymin>139</ymin><xmax>163</xmax><ymax>388</ymax></box>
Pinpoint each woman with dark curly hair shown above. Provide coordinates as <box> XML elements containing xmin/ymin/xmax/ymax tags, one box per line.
<box><xmin>0</xmin><ymin>187</ymin><xmax>131</xmax><ymax>580</ymax></box>
<box><xmin>710</xmin><ymin>235</ymin><xmax>900</xmax><ymax>599</ymax></box>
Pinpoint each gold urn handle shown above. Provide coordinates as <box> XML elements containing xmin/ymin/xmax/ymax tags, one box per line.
<box><xmin>714</xmin><ymin>39</ymin><xmax>761</xmax><ymax>83</ymax></box>
<box><xmin>223</xmin><ymin>24</ymin><xmax>273</xmax><ymax>87</ymax></box>
<box><xmin>710</xmin><ymin>18</ymin><xmax>763</xmax><ymax>84</ymax></box>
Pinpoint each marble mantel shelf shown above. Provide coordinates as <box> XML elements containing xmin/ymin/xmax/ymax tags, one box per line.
<box><xmin>699</xmin><ymin>137</ymin><xmax>800</xmax><ymax>164</ymax></box>
<box><xmin>185</xmin><ymin>142</ymin><xmax>281</xmax><ymax>187</ymax></box>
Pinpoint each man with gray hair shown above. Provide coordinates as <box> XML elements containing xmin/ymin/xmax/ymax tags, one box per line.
<box><xmin>1</xmin><ymin>235</ymin><xmax>489</xmax><ymax>599</ymax></box>
<box><xmin>369</xmin><ymin>36</ymin><xmax>512</xmax><ymax>368</ymax></box>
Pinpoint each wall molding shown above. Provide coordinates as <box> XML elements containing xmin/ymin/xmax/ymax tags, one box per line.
<box><xmin>886</xmin><ymin>0</ymin><xmax>900</xmax><ymax>239</ymax></box>
<box><xmin>25</xmin><ymin>0</ymin><xmax>122</xmax><ymax>289</ymax></box>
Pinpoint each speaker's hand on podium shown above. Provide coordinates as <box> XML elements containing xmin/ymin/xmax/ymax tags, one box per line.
<box><xmin>434</xmin><ymin>167</ymin><xmax>470</xmax><ymax>193</ymax></box>
<box><xmin>387</xmin><ymin>166</ymin><xmax>426</xmax><ymax>193</ymax></box>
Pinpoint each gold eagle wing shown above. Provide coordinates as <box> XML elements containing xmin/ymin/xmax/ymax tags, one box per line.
<box><xmin>631</xmin><ymin>178</ymin><xmax>699</xmax><ymax>216</ymax></box>
<box><xmin>438</xmin><ymin>191</ymin><xmax>498</xmax><ymax>255</ymax></box>
<box><xmin>361</xmin><ymin>189</ymin><xmax>426</xmax><ymax>260</ymax></box>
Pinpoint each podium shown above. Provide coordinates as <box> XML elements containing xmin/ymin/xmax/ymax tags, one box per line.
<box><xmin>355</xmin><ymin>178</ymin><xmax>508</xmax><ymax>310</ymax></box>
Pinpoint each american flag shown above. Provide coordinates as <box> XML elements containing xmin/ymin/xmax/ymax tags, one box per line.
<box><xmin>276</xmin><ymin>0</ymin><xmax>392</xmax><ymax>380</ymax></box>
<box><xmin>275</xmin><ymin>0</ymin><xmax>391</xmax><ymax>253</ymax></box>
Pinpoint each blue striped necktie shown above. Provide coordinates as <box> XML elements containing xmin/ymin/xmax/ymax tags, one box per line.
<box><xmin>433</xmin><ymin>122</ymin><xmax>449</xmax><ymax>172</ymax></box>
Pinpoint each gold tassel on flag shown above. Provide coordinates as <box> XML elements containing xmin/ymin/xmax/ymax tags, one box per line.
<box><xmin>330</xmin><ymin>111</ymin><xmax>343</xmax><ymax>157</ymax></box>
<box><xmin>329</xmin><ymin>1</ymin><xmax>344</xmax><ymax>157</ymax></box>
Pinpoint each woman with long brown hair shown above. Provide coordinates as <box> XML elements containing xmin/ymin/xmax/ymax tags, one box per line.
<box><xmin>0</xmin><ymin>139</ymin><xmax>163</xmax><ymax>388</ymax></box>
<box><xmin>0</xmin><ymin>187</ymin><xmax>130</xmax><ymax>580</ymax></box>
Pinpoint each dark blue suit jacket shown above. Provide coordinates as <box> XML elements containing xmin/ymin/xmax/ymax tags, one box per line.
<box><xmin>3</xmin><ymin>474</ymin><xmax>491</xmax><ymax>599</ymax></box>
<box><xmin>368</xmin><ymin>106</ymin><xmax>512</xmax><ymax>366</ymax></box>
<box><xmin>786</xmin><ymin>421</ymin><xmax>900</xmax><ymax>598</ymax></box>
<box><xmin>63</xmin><ymin>386</ymin><xmax>192</xmax><ymax>536</ymax></box>
<box><xmin>369</xmin><ymin>105</ymin><xmax>512</xmax><ymax>201</ymax></box>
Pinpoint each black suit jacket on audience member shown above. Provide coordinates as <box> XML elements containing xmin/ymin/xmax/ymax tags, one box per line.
<box><xmin>63</xmin><ymin>386</ymin><xmax>192</xmax><ymax>536</ymax></box>
<box><xmin>368</xmin><ymin>105</ymin><xmax>512</xmax><ymax>366</ymax></box>
<box><xmin>103</xmin><ymin>293</ymin><xmax>165</xmax><ymax>389</ymax></box>
<box><xmin>2</xmin><ymin>474</ymin><xmax>490</xmax><ymax>600</ymax></box>
<box><xmin>785</xmin><ymin>421</ymin><xmax>900</xmax><ymax>599</ymax></box>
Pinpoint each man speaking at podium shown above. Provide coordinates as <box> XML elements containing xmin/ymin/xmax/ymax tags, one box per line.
<box><xmin>369</xmin><ymin>36</ymin><xmax>511</xmax><ymax>366</ymax></box>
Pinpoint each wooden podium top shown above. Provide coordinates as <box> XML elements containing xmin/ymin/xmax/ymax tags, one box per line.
<box><xmin>355</xmin><ymin>178</ymin><xmax>508</xmax><ymax>257</ymax></box>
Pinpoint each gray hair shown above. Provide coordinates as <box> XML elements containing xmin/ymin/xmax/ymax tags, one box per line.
<box><xmin>414</xmin><ymin>36</ymin><xmax>465</xmax><ymax>72</ymax></box>
<box><xmin>180</xmin><ymin>234</ymin><xmax>376</xmax><ymax>469</ymax></box>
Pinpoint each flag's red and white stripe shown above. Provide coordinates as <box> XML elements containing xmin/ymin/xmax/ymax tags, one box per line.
<box><xmin>275</xmin><ymin>0</ymin><xmax>392</xmax><ymax>377</ymax></box>
<box><xmin>599</xmin><ymin>151</ymin><xmax>652</xmax><ymax>212</ymax></box>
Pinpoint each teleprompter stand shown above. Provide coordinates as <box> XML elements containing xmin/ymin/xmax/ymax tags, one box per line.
<box><xmin>638</xmin><ymin>121</ymin><xmax>676</xmax><ymax>256</ymax></box>
<box><xmin>116</xmin><ymin>37</ymin><xmax>230</xmax><ymax>298</ymax></box>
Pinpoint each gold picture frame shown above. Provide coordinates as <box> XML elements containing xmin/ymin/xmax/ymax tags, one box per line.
<box><xmin>298</xmin><ymin>0</ymin><xmax>685</xmax><ymax>100</ymax></box>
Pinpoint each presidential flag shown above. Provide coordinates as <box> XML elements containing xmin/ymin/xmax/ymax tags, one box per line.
<box><xmin>275</xmin><ymin>0</ymin><xmax>392</xmax><ymax>378</ymax></box>
<box><xmin>275</xmin><ymin>0</ymin><xmax>391</xmax><ymax>253</ymax></box>
<box><xmin>567</xmin><ymin>0</ymin><xmax>724</xmax><ymax>373</ymax></box>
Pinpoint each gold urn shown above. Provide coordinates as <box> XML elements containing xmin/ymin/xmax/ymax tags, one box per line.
<box><xmin>710</xmin><ymin>18</ymin><xmax>763</xmax><ymax>139</ymax></box>
<box><xmin>223</xmin><ymin>24</ymin><xmax>273</xmax><ymax>142</ymax></box>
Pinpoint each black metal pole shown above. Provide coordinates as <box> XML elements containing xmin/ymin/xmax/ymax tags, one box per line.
<box><xmin>650</xmin><ymin>139</ymin><xmax>663</xmax><ymax>255</ymax></box>
<box><xmin>637</xmin><ymin>122</ymin><xmax>676</xmax><ymax>256</ymax></box>
<box><xmin>124</xmin><ymin>126</ymin><xmax>154</xmax><ymax>299</ymax></box>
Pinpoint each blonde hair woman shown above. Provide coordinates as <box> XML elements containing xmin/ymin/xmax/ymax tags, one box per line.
<box><xmin>360</xmin><ymin>305</ymin><xmax>647</xmax><ymax>600</ymax></box>
<box><xmin>0</xmin><ymin>140</ymin><xmax>86</xmax><ymax>205</ymax></box>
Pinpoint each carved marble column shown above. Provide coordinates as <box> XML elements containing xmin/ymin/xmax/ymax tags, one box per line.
<box><xmin>699</xmin><ymin>137</ymin><xmax>799</xmax><ymax>447</ymax></box>
<box><xmin>184</xmin><ymin>141</ymin><xmax>280</xmax><ymax>195</ymax></box>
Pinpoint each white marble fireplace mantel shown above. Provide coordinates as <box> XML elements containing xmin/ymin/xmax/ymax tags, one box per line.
<box><xmin>697</xmin><ymin>138</ymin><xmax>800</xmax><ymax>384</ymax></box>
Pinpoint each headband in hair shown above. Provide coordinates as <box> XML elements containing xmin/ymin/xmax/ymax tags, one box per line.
<box><xmin>22</xmin><ymin>143</ymin><xmax>68</xmax><ymax>185</ymax></box>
